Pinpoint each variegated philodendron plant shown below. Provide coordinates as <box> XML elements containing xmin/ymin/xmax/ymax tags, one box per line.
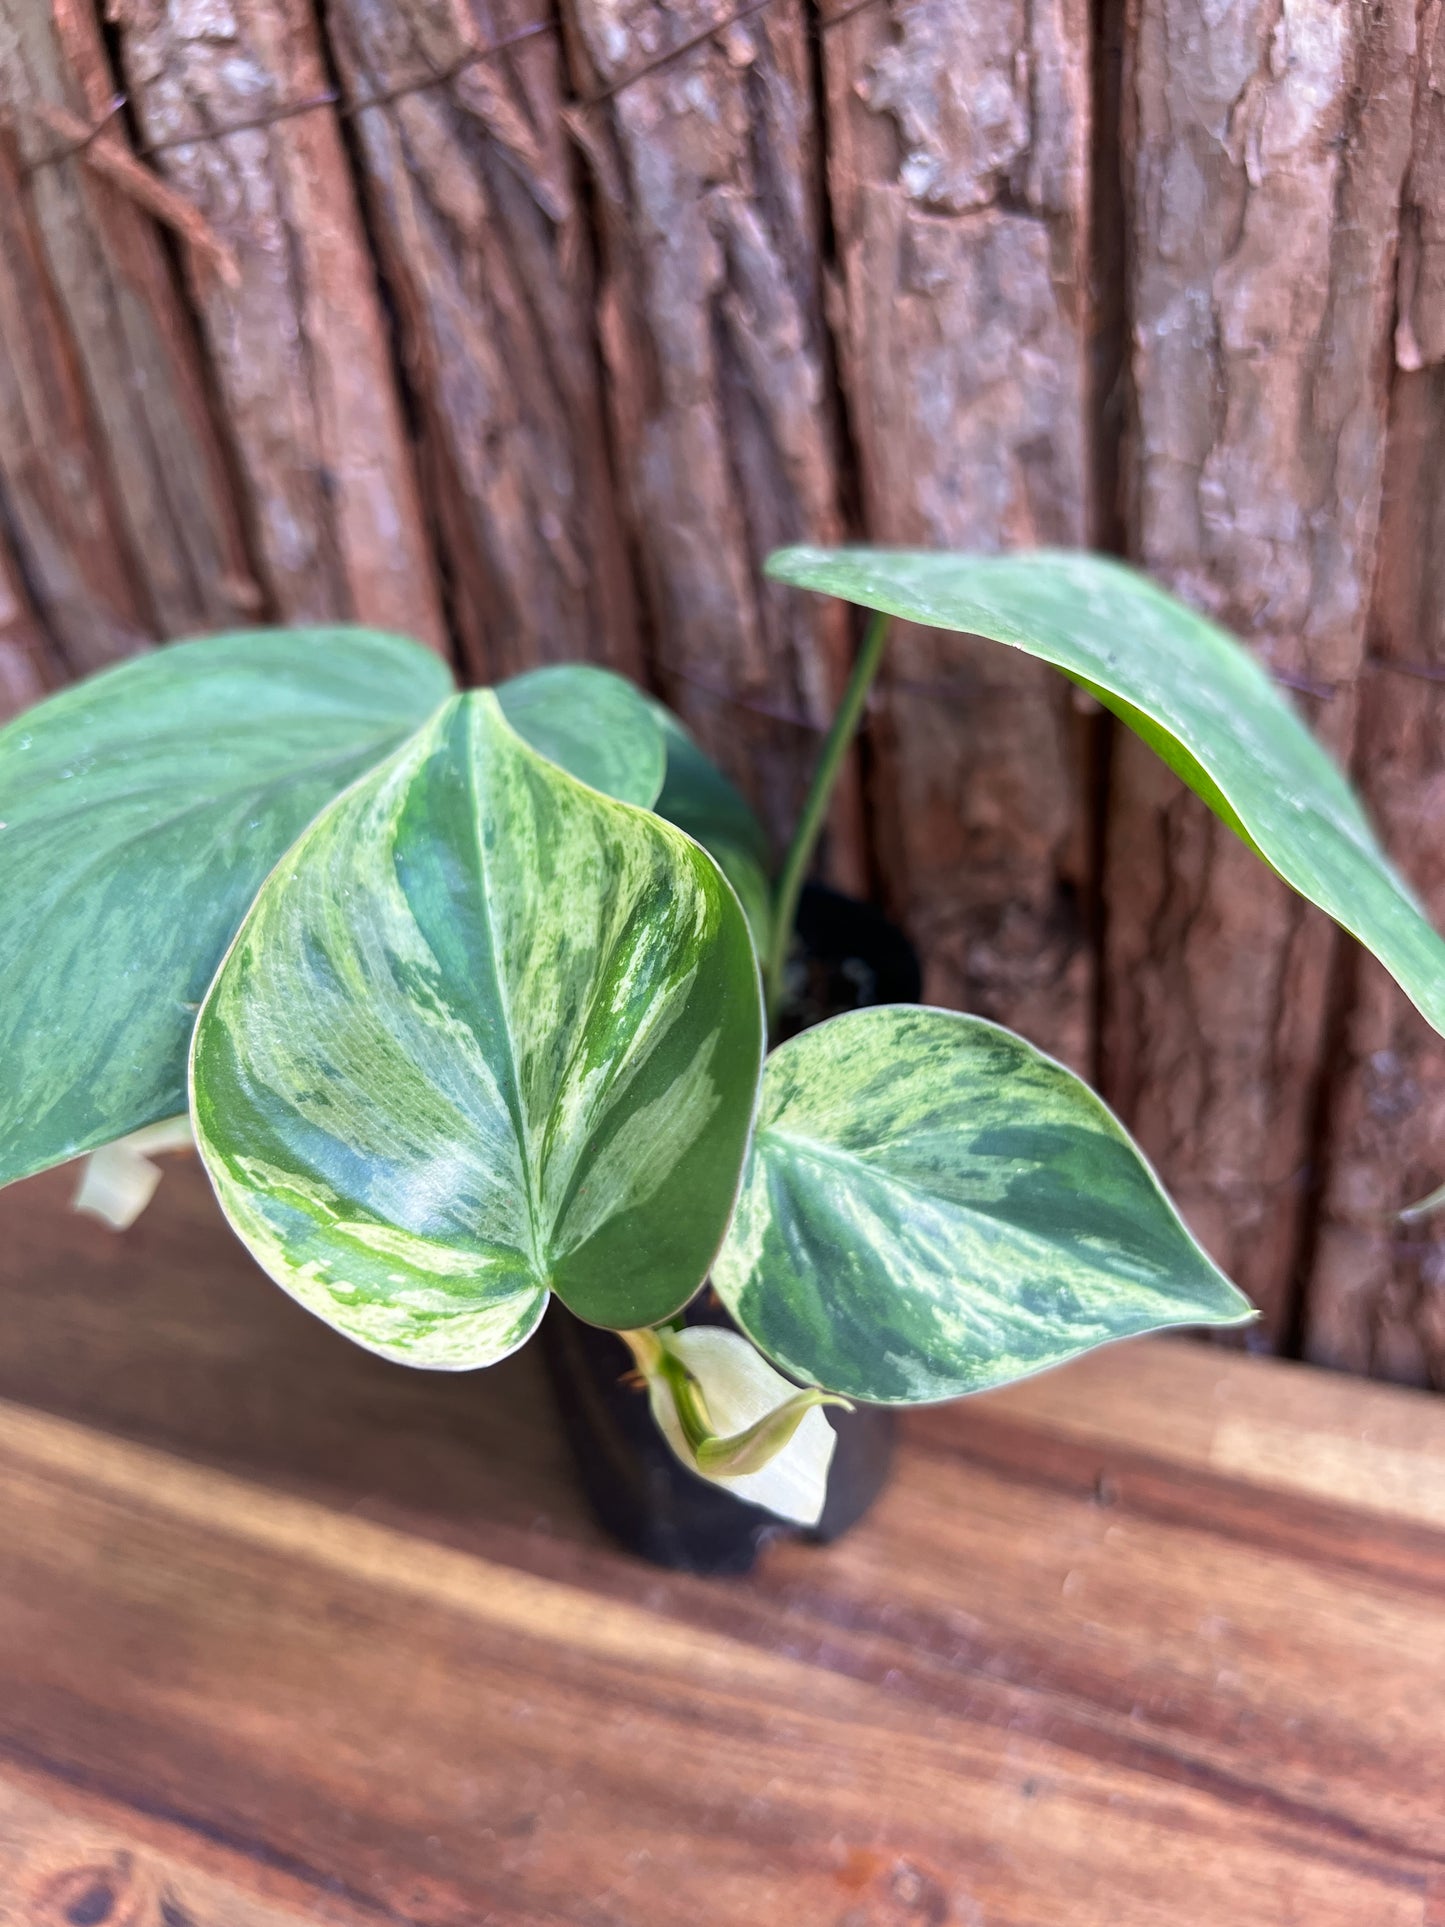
<box><xmin>5</xmin><ymin>550</ymin><xmax>1445</xmax><ymax>1528</ymax></box>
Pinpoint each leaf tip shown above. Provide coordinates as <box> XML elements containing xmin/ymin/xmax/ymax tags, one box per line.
<box><xmin>763</xmin><ymin>545</ymin><xmax>825</xmax><ymax>586</ymax></box>
<box><xmin>1398</xmin><ymin>1179</ymin><xmax>1445</xmax><ymax>1224</ymax></box>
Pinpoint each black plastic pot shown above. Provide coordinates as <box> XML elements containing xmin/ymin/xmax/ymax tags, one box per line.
<box><xmin>539</xmin><ymin>883</ymin><xmax>921</xmax><ymax>1575</ymax></box>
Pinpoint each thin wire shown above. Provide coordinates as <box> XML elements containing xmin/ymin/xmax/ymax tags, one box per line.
<box><xmin>1376</xmin><ymin>657</ymin><xmax>1445</xmax><ymax>688</ymax></box>
<box><xmin>18</xmin><ymin>0</ymin><xmax>891</xmax><ymax>179</ymax></box>
<box><xmin>578</xmin><ymin>0</ymin><xmax>774</xmax><ymax>103</ymax></box>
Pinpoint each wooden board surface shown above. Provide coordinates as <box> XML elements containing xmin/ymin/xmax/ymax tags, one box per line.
<box><xmin>1</xmin><ymin>1161</ymin><xmax>1443</xmax><ymax>1926</ymax></box>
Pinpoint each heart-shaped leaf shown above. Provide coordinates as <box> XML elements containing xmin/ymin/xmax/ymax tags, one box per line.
<box><xmin>647</xmin><ymin>702</ymin><xmax>773</xmax><ymax>955</ymax></box>
<box><xmin>767</xmin><ymin>547</ymin><xmax>1445</xmax><ymax>1038</ymax></box>
<box><xmin>191</xmin><ymin>691</ymin><xmax>764</xmax><ymax>1368</ymax></box>
<box><xmin>496</xmin><ymin>663</ymin><xmax>666</xmax><ymax>806</ymax></box>
<box><xmin>712</xmin><ymin>1005</ymin><xmax>1252</xmax><ymax>1403</ymax></box>
<box><xmin>0</xmin><ymin>628</ymin><xmax>453</xmax><ymax>1185</ymax></box>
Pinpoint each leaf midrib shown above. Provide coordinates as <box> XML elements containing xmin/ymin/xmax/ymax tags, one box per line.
<box><xmin>463</xmin><ymin>704</ymin><xmax>545</xmax><ymax>1281</ymax></box>
<box><xmin>760</xmin><ymin>1122</ymin><xmax>1160</xmax><ymax>1280</ymax></box>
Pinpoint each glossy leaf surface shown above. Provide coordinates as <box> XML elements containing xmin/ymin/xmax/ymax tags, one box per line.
<box><xmin>768</xmin><ymin>547</ymin><xmax>1445</xmax><ymax>1037</ymax></box>
<box><xmin>496</xmin><ymin>663</ymin><xmax>666</xmax><ymax>806</ymax></box>
<box><xmin>713</xmin><ymin>1006</ymin><xmax>1253</xmax><ymax>1403</ymax></box>
<box><xmin>648</xmin><ymin>703</ymin><xmax>773</xmax><ymax>956</ymax></box>
<box><xmin>192</xmin><ymin>692</ymin><xmax>763</xmax><ymax>1367</ymax></box>
<box><xmin>0</xmin><ymin>628</ymin><xmax>453</xmax><ymax>1185</ymax></box>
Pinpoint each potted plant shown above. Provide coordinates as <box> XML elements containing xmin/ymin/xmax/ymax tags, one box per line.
<box><xmin>3</xmin><ymin>548</ymin><xmax>1441</xmax><ymax>1573</ymax></box>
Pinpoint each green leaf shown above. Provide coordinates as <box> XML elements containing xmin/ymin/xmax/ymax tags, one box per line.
<box><xmin>0</xmin><ymin>628</ymin><xmax>453</xmax><ymax>1186</ymax></box>
<box><xmin>712</xmin><ymin>1005</ymin><xmax>1253</xmax><ymax>1404</ymax></box>
<box><xmin>494</xmin><ymin>669</ymin><xmax>772</xmax><ymax>946</ymax></box>
<box><xmin>766</xmin><ymin>547</ymin><xmax>1445</xmax><ymax>1038</ymax></box>
<box><xmin>191</xmin><ymin>691</ymin><xmax>764</xmax><ymax>1368</ymax></box>
<box><xmin>495</xmin><ymin>662</ymin><xmax>666</xmax><ymax>806</ymax></box>
<box><xmin>647</xmin><ymin>702</ymin><xmax>774</xmax><ymax>956</ymax></box>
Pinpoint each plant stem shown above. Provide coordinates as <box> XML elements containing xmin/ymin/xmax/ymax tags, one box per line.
<box><xmin>763</xmin><ymin>611</ymin><xmax>892</xmax><ymax>1033</ymax></box>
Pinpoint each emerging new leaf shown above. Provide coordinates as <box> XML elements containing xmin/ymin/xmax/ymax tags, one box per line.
<box><xmin>767</xmin><ymin>548</ymin><xmax>1445</xmax><ymax>1040</ymax></box>
<box><xmin>712</xmin><ymin>1006</ymin><xmax>1253</xmax><ymax>1403</ymax></box>
<box><xmin>72</xmin><ymin>1115</ymin><xmax>195</xmax><ymax>1231</ymax></box>
<box><xmin>0</xmin><ymin>627</ymin><xmax>453</xmax><ymax>1184</ymax></box>
<box><xmin>495</xmin><ymin>663</ymin><xmax>666</xmax><ymax>806</ymax></box>
<box><xmin>191</xmin><ymin>692</ymin><xmax>764</xmax><ymax>1367</ymax></box>
<box><xmin>1399</xmin><ymin>1181</ymin><xmax>1445</xmax><ymax>1223</ymax></box>
<box><xmin>639</xmin><ymin>1325</ymin><xmax>839</xmax><ymax>1526</ymax></box>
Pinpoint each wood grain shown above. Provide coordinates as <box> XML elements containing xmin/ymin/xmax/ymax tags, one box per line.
<box><xmin>562</xmin><ymin>0</ymin><xmax>863</xmax><ymax>880</ymax></box>
<box><xmin>1102</xmin><ymin>0</ymin><xmax>1419</xmax><ymax>1332</ymax></box>
<box><xmin>821</xmin><ymin>0</ymin><xmax>1095</xmax><ymax>1064</ymax></box>
<box><xmin>0</xmin><ymin>525</ymin><xmax>56</xmax><ymax>719</ymax></box>
<box><xmin>0</xmin><ymin>0</ymin><xmax>258</xmax><ymax>650</ymax></box>
<box><xmin>0</xmin><ymin>1162</ymin><xmax>1441</xmax><ymax>1925</ymax></box>
<box><xmin>322</xmin><ymin>0</ymin><xmax>642</xmax><ymax>684</ymax></box>
<box><xmin>0</xmin><ymin>130</ymin><xmax>153</xmax><ymax>672</ymax></box>
<box><xmin>1298</xmin><ymin>11</ymin><xmax>1445</xmax><ymax>1388</ymax></box>
<box><xmin>1303</xmin><ymin>366</ymin><xmax>1445</xmax><ymax>1388</ymax></box>
<box><xmin>3</xmin><ymin>0</ymin><xmax>1444</xmax><ymax>1387</ymax></box>
<box><xmin>110</xmin><ymin>0</ymin><xmax>447</xmax><ymax>650</ymax></box>
<box><xmin>1396</xmin><ymin>0</ymin><xmax>1445</xmax><ymax>376</ymax></box>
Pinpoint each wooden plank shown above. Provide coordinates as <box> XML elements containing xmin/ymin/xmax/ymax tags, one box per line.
<box><xmin>1103</xmin><ymin>0</ymin><xmax>1418</xmax><ymax>1329</ymax></box>
<box><xmin>323</xmin><ymin>0</ymin><xmax>643</xmax><ymax>683</ymax></box>
<box><xmin>0</xmin><ymin>530</ymin><xmax>58</xmax><ymax>719</ymax></box>
<box><xmin>1298</xmin><ymin>7</ymin><xmax>1445</xmax><ymax>1387</ymax></box>
<box><xmin>1303</xmin><ymin>377</ymin><xmax>1445</xmax><ymax>1386</ymax></box>
<box><xmin>109</xmin><ymin>0</ymin><xmax>447</xmax><ymax>650</ymax></box>
<box><xmin>0</xmin><ymin>0</ymin><xmax>258</xmax><ymax>649</ymax></box>
<box><xmin>1396</xmin><ymin>0</ymin><xmax>1445</xmax><ymax>377</ymax></box>
<box><xmin>0</xmin><ymin>131</ymin><xmax>153</xmax><ymax>672</ymax></box>
<box><xmin>0</xmin><ymin>1371</ymin><xmax>1441</xmax><ymax>1923</ymax></box>
<box><xmin>0</xmin><ymin>1763</ymin><xmax>333</xmax><ymax>1927</ymax></box>
<box><xmin>563</xmin><ymin>0</ymin><xmax>863</xmax><ymax>880</ymax></box>
<box><xmin>977</xmin><ymin>1330</ymin><xmax>1445</xmax><ymax>1532</ymax></box>
<box><xmin>821</xmin><ymin>0</ymin><xmax>1096</xmax><ymax>1062</ymax></box>
<box><xmin>0</xmin><ymin>1165</ymin><xmax>1442</xmax><ymax>1923</ymax></box>
<box><xmin>0</xmin><ymin>1164</ymin><xmax>581</xmax><ymax>1542</ymax></box>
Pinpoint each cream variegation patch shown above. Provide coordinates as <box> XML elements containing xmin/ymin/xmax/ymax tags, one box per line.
<box><xmin>643</xmin><ymin>1326</ymin><xmax>837</xmax><ymax>1527</ymax></box>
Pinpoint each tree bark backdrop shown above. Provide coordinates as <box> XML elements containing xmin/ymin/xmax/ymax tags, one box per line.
<box><xmin>2</xmin><ymin>0</ymin><xmax>1442</xmax><ymax>1385</ymax></box>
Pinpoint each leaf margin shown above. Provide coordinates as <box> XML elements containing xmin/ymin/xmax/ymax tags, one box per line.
<box><xmin>765</xmin><ymin>544</ymin><xmax>1445</xmax><ymax>1039</ymax></box>
<box><xmin>0</xmin><ymin>624</ymin><xmax>455</xmax><ymax>1188</ymax></box>
<box><xmin>712</xmin><ymin>1000</ymin><xmax>1255</xmax><ymax>1406</ymax></box>
<box><xmin>188</xmin><ymin>688</ymin><xmax>766</xmax><ymax>1368</ymax></box>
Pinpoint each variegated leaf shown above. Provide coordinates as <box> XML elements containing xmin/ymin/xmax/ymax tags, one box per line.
<box><xmin>712</xmin><ymin>1005</ymin><xmax>1253</xmax><ymax>1404</ymax></box>
<box><xmin>0</xmin><ymin>627</ymin><xmax>452</xmax><ymax>1186</ymax></box>
<box><xmin>496</xmin><ymin>662</ymin><xmax>666</xmax><ymax>806</ymax></box>
<box><xmin>647</xmin><ymin>702</ymin><xmax>773</xmax><ymax>957</ymax></box>
<box><xmin>495</xmin><ymin>669</ymin><xmax>770</xmax><ymax>941</ymax></box>
<box><xmin>191</xmin><ymin>691</ymin><xmax>764</xmax><ymax>1368</ymax></box>
<box><xmin>767</xmin><ymin>547</ymin><xmax>1445</xmax><ymax>1039</ymax></box>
